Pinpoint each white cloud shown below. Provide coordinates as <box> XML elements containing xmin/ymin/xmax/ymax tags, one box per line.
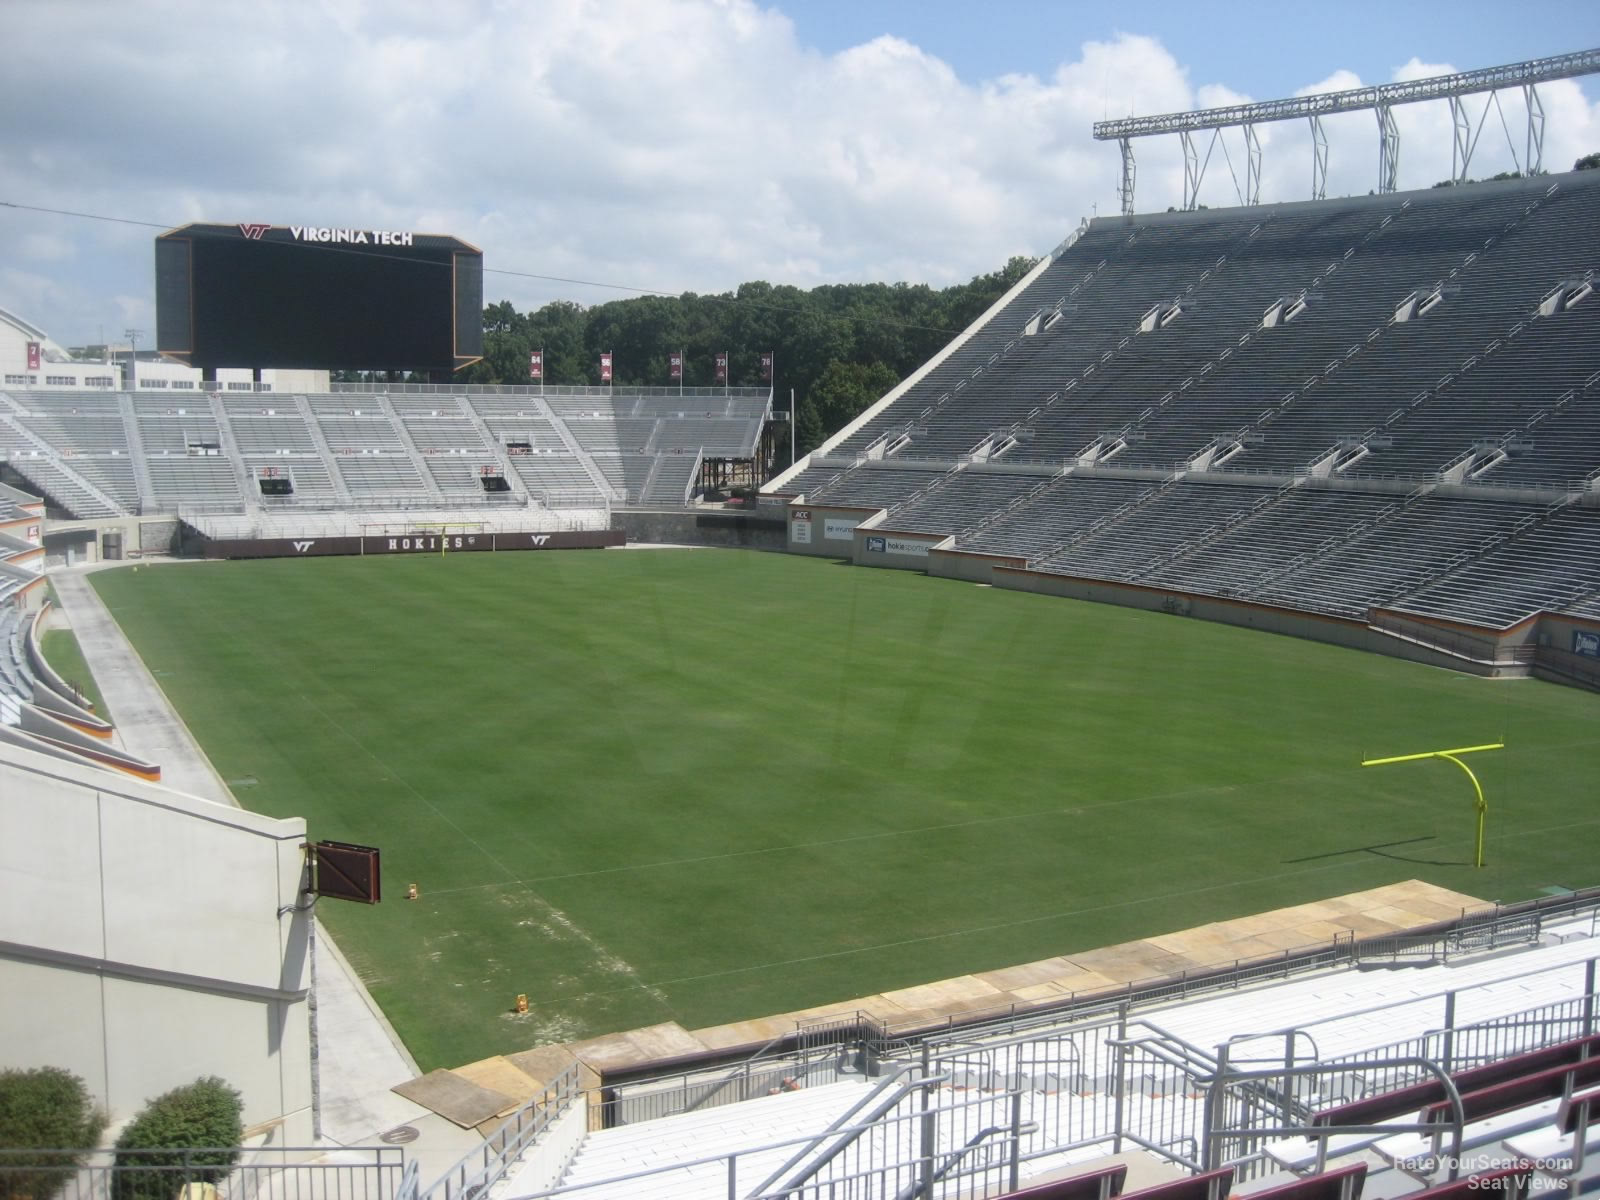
<box><xmin>1</xmin><ymin>0</ymin><xmax>1596</xmax><ymax>345</ymax></box>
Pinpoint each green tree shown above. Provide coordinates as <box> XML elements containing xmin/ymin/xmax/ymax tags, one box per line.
<box><xmin>459</xmin><ymin>256</ymin><xmax>1037</xmax><ymax>449</ymax></box>
<box><xmin>0</xmin><ymin>1067</ymin><xmax>106</xmax><ymax>1200</ymax></box>
<box><xmin>1576</xmin><ymin>152</ymin><xmax>1600</xmax><ymax>171</ymax></box>
<box><xmin>799</xmin><ymin>359</ymin><xmax>902</xmax><ymax>455</ymax></box>
<box><xmin>111</xmin><ymin>1078</ymin><xmax>241</xmax><ymax>1200</ymax></box>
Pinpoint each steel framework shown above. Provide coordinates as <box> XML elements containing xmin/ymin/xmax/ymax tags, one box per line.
<box><xmin>1093</xmin><ymin>47</ymin><xmax>1600</xmax><ymax>213</ymax></box>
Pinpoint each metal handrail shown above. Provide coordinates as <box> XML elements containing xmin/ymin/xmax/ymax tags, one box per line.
<box><xmin>745</xmin><ymin>1064</ymin><xmax>934</xmax><ymax>1198</ymax></box>
<box><xmin>890</xmin><ymin>1115</ymin><xmax>1021</xmax><ymax>1200</ymax></box>
<box><xmin>507</xmin><ymin>1075</ymin><xmax>946</xmax><ymax>1200</ymax></box>
<box><xmin>763</xmin><ymin>1074</ymin><xmax>968</xmax><ymax>1199</ymax></box>
<box><xmin>1204</xmin><ymin>1054</ymin><xmax>1466</xmax><ymax>1178</ymax></box>
<box><xmin>423</xmin><ymin>1065</ymin><xmax>582</xmax><ymax>1200</ymax></box>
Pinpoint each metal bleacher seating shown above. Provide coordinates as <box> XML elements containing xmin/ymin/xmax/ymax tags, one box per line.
<box><xmin>245</xmin><ymin>455</ymin><xmax>338</xmax><ymax>505</ymax></box>
<box><xmin>402</xmin><ymin>415</ymin><xmax>488</xmax><ymax>452</ymax></box>
<box><xmin>423</xmin><ymin>456</ymin><xmax>505</xmax><ymax>498</ymax></box>
<box><xmin>1387</xmin><ymin>505</ymin><xmax>1600</xmax><ymax>629</ymax></box>
<box><xmin>316</xmin><ymin>412</ymin><xmax>405</xmax><ymax>452</ymax></box>
<box><xmin>4</xmin><ymin>456</ymin><xmax>121</xmax><ymax>518</ymax></box>
<box><xmin>1037</xmin><ymin>480</ymin><xmax>1277</xmax><ymax>581</ymax></box>
<box><xmin>640</xmin><ymin>454</ymin><xmax>701</xmax><ymax>506</ymax></box>
<box><xmin>1250</xmin><ymin>494</ymin><xmax>1546</xmax><ymax>618</ymax></box>
<box><xmin>769</xmin><ymin>460</ymin><xmax>851</xmax><ymax>497</ymax></box>
<box><xmin>590</xmin><ymin>454</ymin><xmax>656</xmax><ymax>503</ymax></box>
<box><xmin>482</xmin><ymin>897</ymin><xmax>1600</xmax><ymax>1200</ymax></box>
<box><xmin>143</xmin><ymin>455</ymin><xmax>242</xmax><ymax>509</ymax></box>
<box><xmin>881</xmin><ymin>469</ymin><xmax>1055</xmax><ymax>536</ymax></box>
<box><xmin>807</xmin><ymin>464</ymin><xmax>954</xmax><ymax>510</ymax></box>
<box><xmin>1143</xmin><ymin>487</ymin><xmax>1395</xmax><ymax>598</ymax></box>
<box><xmin>509</xmin><ymin>454</ymin><xmax>604</xmax><ymax>502</ymax></box>
<box><xmin>957</xmin><ymin>475</ymin><xmax>1157</xmax><ymax>560</ymax></box>
<box><xmin>2</xmin><ymin>385</ymin><xmax>765</xmax><ymax>519</ymax></box>
<box><xmin>766</xmin><ymin>170</ymin><xmax>1600</xmax><ymax>637</ymax></box>
<box><xmin>333</xmin><ymin>454</ymin><xmax>427</xmax><ymax>499</ymax></box>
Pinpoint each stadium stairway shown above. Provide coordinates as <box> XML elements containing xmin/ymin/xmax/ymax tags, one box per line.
<box><xmin>294</xmin><ymin>393</ymin><xmax>358</xmax><ymax>506</ymax></box>
<box><xmin>116</xmin><ymin>389</ymin><xmax>157</xmax><ymax>509</ymax></box>
<box><xmin>497</xmin><ymin>1078</ymin><xmax>876</xmax><ymax>1200</ymax></box>
<box><xmin>379</xmin><ymin>394</ymin><xmax>449</xmax><ymax>504</ymax></box>
<box><xmin>524</xmin><ymin>395</ymin><xmax>619</xmax><ymax>502</ymax></box>
<box><xmin>207</xmin><ymin>388</ymin><xmax>258</xmax><ymax>502</ymax></box>
<box><xmin>0</xmin><ymin>407</ymin><xmax>127</xmax><ymax>516</ymax></box>
<box><xmin>455</xmin><ymin>396</ymin><xmax>534</xmax><ymax>504</ymax></box>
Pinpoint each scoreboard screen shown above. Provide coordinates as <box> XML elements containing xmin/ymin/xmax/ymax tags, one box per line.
<box><xmin>156</xmin><ymin>223</ymin><xmax>483</xmax><ymax>373</ymax></box>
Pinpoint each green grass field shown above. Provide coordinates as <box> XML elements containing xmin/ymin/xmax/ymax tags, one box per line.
<box><xmin>38</xmin><ymin>628</ymin><xmax>112</xmax><ymax>719</ymax></box>
<box><xmin>90</xmin><ymin>549</ymin><xmax>1600</xmax><ymax>1071</ymax></box>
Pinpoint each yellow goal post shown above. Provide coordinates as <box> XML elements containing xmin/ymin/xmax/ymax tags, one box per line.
<box><xmin>1360</xmin><ymin>743</ymin><xmax>1504</xmax><ymax>868</ymax></box>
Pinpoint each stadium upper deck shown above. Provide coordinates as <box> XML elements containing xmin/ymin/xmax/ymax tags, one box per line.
<box><xmin>766</xmin><ymin>171</ymin><xmax>1600</xmax><ymax>641</ymax></box>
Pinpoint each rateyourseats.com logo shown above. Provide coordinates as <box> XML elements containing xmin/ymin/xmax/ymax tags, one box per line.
<box><xmin>1395</xmin><ymin>1153</ymin><xmax>1560</xmax><ymax>1180</ymax></box>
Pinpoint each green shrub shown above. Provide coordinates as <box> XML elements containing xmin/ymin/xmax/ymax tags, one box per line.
<box><xmin>111</xmin><ymin>1078</ymin><xmax>241</xmax><ymax>1200</ymax></box>
<box><xmin>0</xmin><ymin>1066</ymin><xmax>106</xmax><ymax>1200</ymax></box>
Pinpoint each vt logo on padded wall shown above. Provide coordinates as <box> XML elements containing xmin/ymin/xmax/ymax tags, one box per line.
<box><xmin>237</xmin><ymin>223</ymin><xmax>272</xmax><ymax>240</ymax></box>
<box><xmin>292</xmin><ymin>541</ymin><xmax>315</xmax><ymax>553</ymax></box>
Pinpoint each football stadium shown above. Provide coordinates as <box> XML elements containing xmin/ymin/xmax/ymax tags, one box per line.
<box><xmin>3</xmin><ymin>38</ymin><xmax>1600</xmax><ymax>1200</ymax></box>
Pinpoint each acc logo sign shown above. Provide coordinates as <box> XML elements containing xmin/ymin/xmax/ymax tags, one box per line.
<box><xmin>865</xmin><ymin>536</ymin><xmax>886</xmax><ymax>553</ymax></box>
<box><xmin>292</xmin><ymin>540</ymin><xmax>315</xmax><ymax>553</ymax></box>
<box><xmin>238</xmin><ymin>223</ymin><xmax>272</xmax><ymax>240</ymax></box>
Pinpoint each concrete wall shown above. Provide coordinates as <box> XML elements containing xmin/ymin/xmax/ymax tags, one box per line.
<box><xmin>1369</xmin><ymin>606</ymin><xmax>1538</xmax><ymax>664</ymax></box>
<box><xmin>928</xmin><ymin>548</ymin><xmax>1027</xmax><ymax>584</ymax></box>
<box><xmin>986</xmin><ymin>566</ymin><xmax>1507</xmax><ymax>675</ymax></box>
<box><xmin>0</xmin><ymin>743</ymin><xmax>313</xmax><ymax>1140</ymax></box>
<box><xmin>851</xmin><ymin>527</ymin><xmax>953</xmax><ymax>569</ymax></box>
<box><xmin>43</xmin><ymin>515</ymin><xmax>180</xmax><ymax>562</ymax></box>
<box><xmin>1532</xmin><ymin>612</ymin><xmax>1600</xmax><ymax>690</ymax></box>
<box><xmin>613</xmin><ymin>509</ymin><xmax>787</xmax><ymax>550</ymax></box>
<box><xmin>784</xmin><ymin>504</ymin><xmax>881</xmax><ymax>557</ymax></box>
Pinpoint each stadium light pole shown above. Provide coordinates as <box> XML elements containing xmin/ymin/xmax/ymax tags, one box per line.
<box><xmin>124</xmin><ymin>328</ymin><xmax>142</xmax><ymax>390</ymax></box>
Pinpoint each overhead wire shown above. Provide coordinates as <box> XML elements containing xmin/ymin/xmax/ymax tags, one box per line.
<box><xmin>0</xmin><ymin>199</ymin><xmax>973</xmax><ymax>337</ymax></box>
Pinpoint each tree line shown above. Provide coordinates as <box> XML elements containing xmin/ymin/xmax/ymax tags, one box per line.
<box><xmin>458</xmin><ymin>257</ymin><xmax>1037</xmax><ymax>457</ymax></box>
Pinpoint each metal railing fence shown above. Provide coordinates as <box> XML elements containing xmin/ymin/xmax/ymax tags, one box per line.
<box><xmin>502</xmin><ymin>1075</ymin><xmax>1030</xmax><ymax>1200</ymax></box>
<box><xmin>0</xmin><ymin>1146</ymin><xmax>407</xmax><ymax>1200</ymax></box>
<box><xmin>421</xmin><ymin>1065</ymin><xmax>583</xmax><ymax>1200</ymax></box>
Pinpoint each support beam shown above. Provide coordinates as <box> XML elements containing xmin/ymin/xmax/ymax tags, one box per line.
<box><xmin>1243</xmin><ymin>123</ymin><xmax>1262</xmax><ymax>205</ymax></box>
<box><xmin>1119</xmin><ymin>137</ymin><xmax>1136</xmax><ymax>216</ymax></box>
<box><xmin>1526</xmin><ymin>83</ymin><xmax>1545</xmax><ymax>175</ymax></box>
<box><xmin>1095</xmin><ymin>47</ymin><xmax>1600</xmax><ymax>140</ymax></box>
<box><xmin>1451</xmin><ymin>96</ymin><xmax>1472</xmax><ymax>183</ymax></box>
<box><xmin>1181</xmin><ymin>130</ymin><xmax>1201</xmax><ymax>211</ymax></box>
<box><xmin>1310</xmin><ymin>114</ymin><xmax>1328</xmax><ymax>200</ymax></box>
<box><xmin>1377</xmin><ymin>102</ymin><xmax>1400</xmax><ymax>194</ymax></box>
<box><xmin>1093</xmin><ymin>47</ymin><xmax>1599</xmax><ymax>210</ymax></box>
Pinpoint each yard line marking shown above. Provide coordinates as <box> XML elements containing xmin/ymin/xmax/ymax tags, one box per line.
<box><xmin>420</xmin><ymin>773</ymin><xmax>1326</xmax><ymax>898</ymax></box>
<box><xmin>421</xmin><ymin>734</ymin><xmax>1597</xmax><ymax>901</ymax></box>
<box><xmin>511</xmin><ymin>852</ymin><xmax>1391</xmax><ymax>1011</ymax></box>
<box><xmin>513</xmin><ymin>806</ymin><xmax>1600</xmax><ymax>1012</ymax></box>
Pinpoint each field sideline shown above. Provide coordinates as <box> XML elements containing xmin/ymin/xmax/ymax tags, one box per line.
<box><xmin>91</xmin><ymin>549</ymin><xmax>1600</xmax><ymax>1071</ymax></box>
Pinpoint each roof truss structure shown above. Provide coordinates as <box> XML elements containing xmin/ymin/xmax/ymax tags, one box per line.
<box><xmin>1094</xmin><ymin>48</ymin><xmax>1600</xmax><ymax>214</ymax></box>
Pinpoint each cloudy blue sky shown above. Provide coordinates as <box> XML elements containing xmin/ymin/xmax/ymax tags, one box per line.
<box><xmin>3</xmin><ymin>0</ymin><xmax>1598</xmax><ymax>348</ymax></box>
